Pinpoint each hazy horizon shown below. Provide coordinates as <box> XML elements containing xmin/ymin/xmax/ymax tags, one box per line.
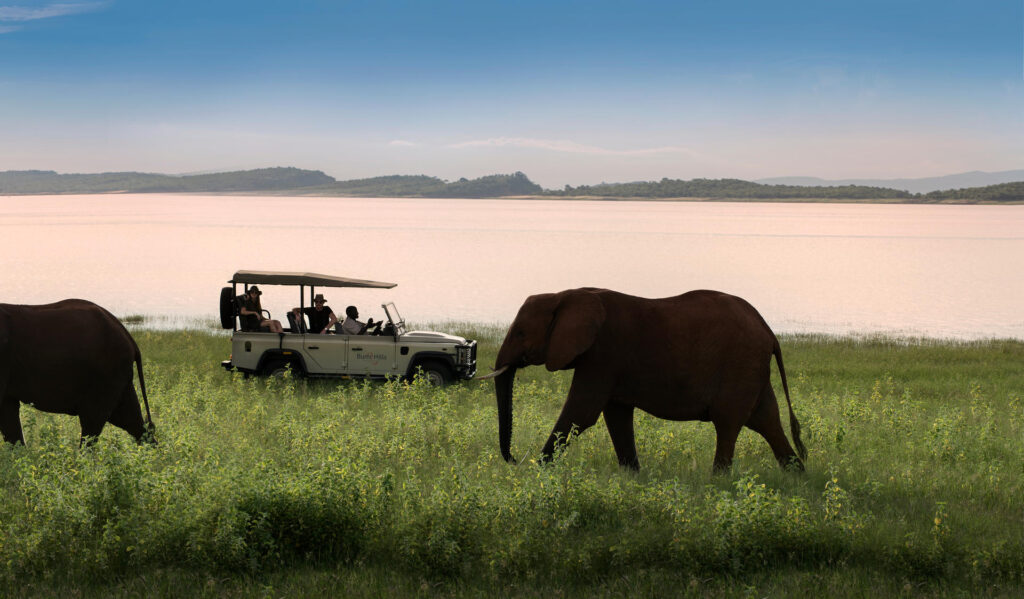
<box><xmin>1</xmin><ymin>1</ymin><xmax>1021</xmax><ymax>188</ymax></box>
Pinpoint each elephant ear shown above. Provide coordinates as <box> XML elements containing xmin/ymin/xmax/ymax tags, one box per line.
<box><xmin>545</xmin><ymin>291</ymin><xmax>606</xmax><ymax>371</ymax></box>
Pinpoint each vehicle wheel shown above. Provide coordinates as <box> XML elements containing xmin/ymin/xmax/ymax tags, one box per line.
<box><xmin>415</xmin><ymin>360</ymin><xmax>452</xmax><ymax>387</ymax></box>
<box><xmin>262</xmin><ymin>359</ymin><xmax>289</xmax><ymax>377</ymax></box>
<box><xmin>219</xmin><ymin>287</ymin><xmax>236</xmax><ymax>329</ymax></box>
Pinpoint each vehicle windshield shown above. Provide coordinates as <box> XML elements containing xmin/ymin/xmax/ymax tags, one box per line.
<box><xmin>383</xmin><ymin>302</ymin><xmax>406</xmax><ymax>335</ymax></box>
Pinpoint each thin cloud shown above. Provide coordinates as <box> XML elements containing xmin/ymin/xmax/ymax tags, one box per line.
<box><xmin>0</xmin><ymin>2</ymin><xmax>106</xmax><ymax>22</ymax></box>
<box><xmin>0</xmin><ymin>24</ymin><xmax>18</xmax><ymax>32</ymax></box>
<box><xmin>448</xmin><ymin>137</ymin><xmax>698</xmax><ymax>157</ymax></box>
<box><xmin>388</xmin><ymin>140</ymin><xmax>417</xmax><ymax>147</ymax></box>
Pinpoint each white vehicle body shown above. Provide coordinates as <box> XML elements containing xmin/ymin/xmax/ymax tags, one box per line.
<box><xmin>219</xmin><ymin>271</ymin><xmax>476</xmax><ymax>384</ymax></box>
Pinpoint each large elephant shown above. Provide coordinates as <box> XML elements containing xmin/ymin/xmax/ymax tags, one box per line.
<box><xmin>483</xmin><ymin>288</ymin><xmax>806</xmax><ymax>472</ymax></box>
<box><xmin>0</xmin><ymin>299</ymin><xmax>154</xmax><ymax>445</ymax></box>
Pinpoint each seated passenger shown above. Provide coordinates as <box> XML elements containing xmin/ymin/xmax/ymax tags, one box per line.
<box><xmin>292</xmin><ymin>293</ymin><xmax>338</xmax><ymax>334</ymax></box>
<box><xmin>340</xmin><ymin>305</ymin><xmax>375</xmax><ymax>335</ymax></box>
<box><xmin>239</xmin><ymin>286</ymin><xmax>284</xmax><ymax>333</ymax></box>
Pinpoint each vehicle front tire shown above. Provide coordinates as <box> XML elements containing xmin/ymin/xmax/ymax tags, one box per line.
<box><xmin>415</xmin><ymin>360</ymin><xmax>452</xmax><ymax>387</ymax></box>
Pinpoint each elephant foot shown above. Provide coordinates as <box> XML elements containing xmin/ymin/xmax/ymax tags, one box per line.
<box><xmin>711</xmin><ymin>461</ymin><xmax>734</xmax><ymax>475</ymax></box>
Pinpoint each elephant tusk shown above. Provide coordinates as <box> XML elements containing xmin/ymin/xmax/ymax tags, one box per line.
<box><xmin>476</xmin><ymin>365</ymin><xmax>510</xmax><ymax>380</ymax></box>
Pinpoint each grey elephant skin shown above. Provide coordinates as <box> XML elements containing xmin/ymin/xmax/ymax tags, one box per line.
<box><xmin>488</xmin><ymin>288</ymin><xmax>806</xmax><ymax>472</ymax></box>
<box><xmin>0</xmin><ymin>299</ymin><xmax>154</xmax><ymax>445</ymax></box>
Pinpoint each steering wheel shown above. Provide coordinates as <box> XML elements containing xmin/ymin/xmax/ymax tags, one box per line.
<box><xmin>369</xmin><ymin>320</ymin><xmax>384</xmax><ymax>336</ymax></box>
<box><xmin>357</xmin><ymin>318</ymin><xmax>379</xmax><ymax>335</ymax></box>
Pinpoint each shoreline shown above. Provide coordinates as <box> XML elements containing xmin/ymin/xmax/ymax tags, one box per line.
<box><xmin>2</xmin><ymin>190</ymin><xmax>1021</xmax><ymax>205</ymax></box>
<box><xmin>120</xmin><ymin>317</ymin><xmax>1024</xmax><ymax>343</ymax></box>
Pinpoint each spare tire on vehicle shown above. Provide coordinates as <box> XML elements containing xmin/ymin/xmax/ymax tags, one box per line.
<box><xmin>219</xmin><ymin>287</ymin><xmax>236</xmax><ymax>329</ymax></box>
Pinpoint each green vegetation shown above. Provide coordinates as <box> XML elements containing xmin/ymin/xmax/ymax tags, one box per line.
<box><xmin>0</xmin><ymin>167</ymin><xmax>335</xmax><ymax>194</ymax></box>
<box><xmin>429</xmin><ymin>172</ymin><xmax>542</xmax><ymax>197</ymax></box>
<box><xmin>312</xmin><ymin>171</ymin><xmax>542</xmax><ymax>198</ymax></box>
<box><xmin>552</xmin><ymin>177</ymin><xmax>916</xmax><ymax>200</ymax></box>
<box><xmin>3</xmin><ymin>168</ymin><xmax>1022</xmax><ymax>202</ymax></box>
<box><xmin>924</xmin><ymin>181</ymin><xmax>1024</xmax><ymax>203</ymax></box>
<box><xmin>314</xmin><ymin>174</ymin><xmax>450</xmax><ymax>197</ymax></box>
<box><xmin>1</xmin><ymin>328</ymin><xmax>1022</xmax><ymax>597</ymax></box>
<box><xmin>0</xmin><ymin>169</ymin><xmax>541</xmax><ymax>198</ymax></box>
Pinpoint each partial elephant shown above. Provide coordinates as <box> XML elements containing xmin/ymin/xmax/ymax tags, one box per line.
<box><xmin>482</xmin><ymin>288</ymin><xmax>805</xmax><ymax>472</ymax></box>
<box><xmin>0</xmin><ymin>299</ymin><xmax>155</xmax><ymax>445</ymax></box>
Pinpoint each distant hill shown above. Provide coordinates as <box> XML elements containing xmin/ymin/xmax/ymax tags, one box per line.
<box><xmin>1</xmin><ymin>167</ymin><xmax>1021</xmax><ymax>202</ymax></box>
<box><xmin>313</xmin><ymin>171</ymin><xmax>542</xmax><ymax>198</ymax></box>
<box><xmin>549</xmin><ymin>178</ymin><xmax>915</xmax><ymax>200</ymax></box>
<box><xmin>923</xmin><ymin>181</ymin><xmax>1024</xmax><ymax>203</ymax></box>
<box><xmin>425</xmin><ymin>172</ymin><xmax>542</xmax><ymax>198</ymax></box>
<box><xmin>0</xmin><ymin>167</ymin><xmax>334</xmax><ymax>194</ymax></box>
<box><xmin>0</xmin><ymin>168</ymin><xmax>543</xmax><ymax>198</ymax></box>
<box><xmin>756</xmin><ymin>169</ymin><xmax>1024</xmax><ymax>194</ymax></box>
<box><xmin>318</xmin><ymin>174</ymin><xmax>448</xmax><ymax>197</ymax></box>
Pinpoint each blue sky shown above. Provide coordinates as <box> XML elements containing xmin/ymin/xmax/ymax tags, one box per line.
<box><xmin>0</xmin><ymin>1</ymin><xmax>1021</xmax><ymax>187</ymax></box>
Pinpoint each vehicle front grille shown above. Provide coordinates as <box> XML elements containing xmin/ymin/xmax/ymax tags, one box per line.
<box><xmin>457</xmin><ymin>341</ymin><xmax>477</xmax><ymax>366</ymax></box>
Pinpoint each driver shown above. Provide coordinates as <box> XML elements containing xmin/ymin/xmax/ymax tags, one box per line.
<box><xmin>340</xmin><ymin>305</ymin><xmax>375</xmax><ymax>335</ymax></box>
<box><xmin>292</xmin><ymin>293</ymin><xmax>338</xmax><ymax>334</ymax></box>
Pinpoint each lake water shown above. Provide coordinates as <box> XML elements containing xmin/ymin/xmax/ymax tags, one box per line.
<box><xmin>1</xmin><ymin>194</ymin><xmax>1022</xmax><ymax>339</ymax></box>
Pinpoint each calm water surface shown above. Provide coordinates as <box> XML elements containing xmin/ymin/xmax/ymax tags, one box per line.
<box><xmin>1</xmin><ymin>194</ymin><xmax>1022</xmax><ymax>339</ymax></box>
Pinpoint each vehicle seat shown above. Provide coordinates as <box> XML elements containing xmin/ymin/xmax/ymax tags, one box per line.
<box><xmin>235</xmin><ymin>296</ymin><xmax>256</xmax><ymax>332</ymax></box>
<box><xmin>286</xmin><ymin>311</ymin><xmax>308</xmax><ymax>334</ymax></box>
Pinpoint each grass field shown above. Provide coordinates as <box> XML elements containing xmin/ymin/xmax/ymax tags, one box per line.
<box><xmin>1</xmin><ymin>326</ymin><xmax>1022</xmax><ymax>597</ymax></box>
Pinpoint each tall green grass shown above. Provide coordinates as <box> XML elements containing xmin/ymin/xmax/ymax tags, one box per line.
<box><xmin>1</xmin><ymin>329</ymin><xmax>1022</xmax><ymax>596</ymax></box>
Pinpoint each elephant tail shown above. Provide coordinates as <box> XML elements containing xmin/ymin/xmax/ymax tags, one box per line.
<box><xmin>773</xmin><ymin>338</ymin><xmax>806</xmax><ymax>462</ymax></box>
<box><xmin>134</xmin><ymin>345</ymin><xmax>154</xmax><ymax>430</ymax></box>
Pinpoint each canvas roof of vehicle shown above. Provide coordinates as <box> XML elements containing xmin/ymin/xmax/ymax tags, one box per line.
<box><xmin>230</xmin><ymin>270</ymin><xmax>397</xmax><ymax>288</ymax></box>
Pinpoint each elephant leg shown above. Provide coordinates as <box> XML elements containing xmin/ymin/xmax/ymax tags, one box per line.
<box><xmin>1</xmin><ymin>400</ymin><xmax>24</xmax><ymax>445</ymax></box>
<box><xmin>745</xmin><ymin>383</ymin><xmax>803</xmax><ymax>471</ymax></box>
<box><xmin>540</xmin><ymin>377</ymin><xmax>607</xmax><ymax>463</ymax></box>
<box><xmin>79</xmin><ymin>408</ymin><xmax>108</xmax><ymax>447</ymax></box>
<box><xmin>712</xmin><ymin>419</ymin><xmax>742</xmax><ymax>474</ymax></box>
<box><xmin>603</xmin><ymin>401</ymin><xmax>640</xmax><ymax>470</ymax></box>
<box><xmin>107</xmin><ymin>386</ymin><xmax>147</xmax><ymax>443</ymax></box>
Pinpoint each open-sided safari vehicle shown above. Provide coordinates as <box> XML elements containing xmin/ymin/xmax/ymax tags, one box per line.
<box><xmin>219</xmin><ymin>270</ymin><xmax>477</xmax><ymax>385</ymax></box>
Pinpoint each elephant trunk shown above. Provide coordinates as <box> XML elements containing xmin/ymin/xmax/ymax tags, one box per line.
<box><xmin>495</xmin><ymin>367</ymin><xmax>517</xmax><ymax>464</ymax></box>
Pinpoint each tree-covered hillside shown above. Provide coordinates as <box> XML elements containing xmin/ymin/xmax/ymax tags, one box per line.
<box><xmin>319</xmin><ymin>175</ymin><xmax>448</xmax><ymax>197</ymax></box>
<box><xmin>1</xmin><ymin>168</ymin><xmax>1020</xmax><ymax>202</ymax></box>
<box><xmin>313</xmin><ymin>172</ymin><xmax>541</xmax><ymax>197</ymax></box>
<box><xmin>0</xmin><ymin>168</ymin><xmax>334</xmax><ymax>194</ymax></box>
<box><xmin>923</xmin><ymin>181</ymin><xmax>1024</xmax><ymax>203</ymax></box>
<box><xmin>421</xmin><ymin>172</ymin><xmax>542</xmax><ymax>198</ymax></box>
<box><xmin>0</xmin><ymin>169</ymin><xmax>542</xmax><ymax>198</ymax></box>
<box><xmin>550</xmin><ymin>178</ymin><xmax>916</xmax><ymax>200</ymax></box>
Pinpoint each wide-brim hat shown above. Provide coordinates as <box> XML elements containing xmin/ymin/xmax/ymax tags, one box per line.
<box><xmin>313</xmin><ymin>293</ymin><xmax>327</xmax><ymax>302</ymax></box>
<box><xmin>248</xmin><ymin>286</ymin><xmax>262</xmax><ymax>295</ymax></box>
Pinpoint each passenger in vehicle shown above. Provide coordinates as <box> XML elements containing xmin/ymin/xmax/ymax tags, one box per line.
<box><xmin>340</xmin><ymin>305</ymin><xmax>375</xmax><ymax>335</ymax></box>
<box><xmin>292</xmin><ymin>293</ymin><xmax>338</xmax><ymax>334</ymax></box>
<box><xmin>239</xmin><ymin>286</ymin><xmax>284</xmax><ymax>333</ymax></box>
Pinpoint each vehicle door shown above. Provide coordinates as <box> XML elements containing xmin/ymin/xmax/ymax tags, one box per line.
<box><xmin>302</xmin><ymin>333</ymin><xmax>348</xmax><ymax>373</ymax></box>
<box><xmin>346</xmin><ymin>334</ymin><xmax>397</xmax><ymax>376</ymax></box>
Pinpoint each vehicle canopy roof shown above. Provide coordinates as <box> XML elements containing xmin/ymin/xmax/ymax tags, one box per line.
<box><xmin>230</xmin><ymin>270</ymin><xmax>396</xmax><ymax>289</ymax></box>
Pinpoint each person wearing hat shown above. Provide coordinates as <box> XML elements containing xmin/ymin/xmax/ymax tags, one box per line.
<box><xmin>239</xmin><ymin>286</ymin><xmax>284</xmax><ymax>333</ymax></box>
<box><xmin>292</xmin><ymin>293</ymin><xmax>338</xmax><ymax>334</ymax></box>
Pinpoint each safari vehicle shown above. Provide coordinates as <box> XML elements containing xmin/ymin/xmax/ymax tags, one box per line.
<box><xmin>218</xmin><ymin>271</ymin><xmax>477</xmax><ymax>385</ymax></box>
